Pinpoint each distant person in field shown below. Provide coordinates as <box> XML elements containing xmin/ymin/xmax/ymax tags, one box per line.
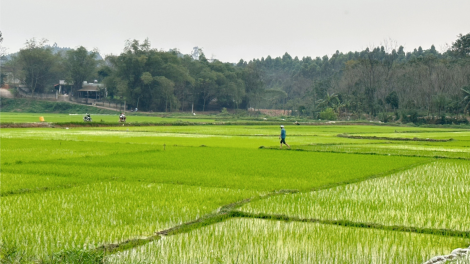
<box><xmin>279</xmin><ymin>125</ymin><xmax>290</xmax><ymax>149</ymax></box>
<box><xmin>119</xmin><ymin>112</ymin><xmax>126</xmax><ymax>122</ymax></box>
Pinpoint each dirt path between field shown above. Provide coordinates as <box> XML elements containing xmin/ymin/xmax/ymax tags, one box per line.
<box><xmin>0</xmin><ymin>122</ymin><xmax>53</xmax><ymax>128</ymax></box>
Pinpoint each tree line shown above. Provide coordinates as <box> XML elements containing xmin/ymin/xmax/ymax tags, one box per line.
<box><xmin>101</xmin><ymin>40</ymin><xmax>259</xmax><ymax>112</ymax></box>
<box><xmin>1</xmin><ymin>33</ymin><xmax>469</xmax><ymax>119</ymax></box>
<box><xmin>240</xmin><ymin>33</ymin><xmax>470</xmax><ymax>120</ymax></box>
<box><xmin>1</xmin><ymin>38</ymin><xmax>261</xmax><ymax>112</ymax></box>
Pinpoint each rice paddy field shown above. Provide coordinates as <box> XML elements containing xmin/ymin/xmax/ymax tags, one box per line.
<box><xmin>1</xmin><ymin>112</ymin><xmax>470</xmax><ymax>263</ymax></box>
<box><xmin>0</xmin><ymin>112</ymin><xmax>219</xmax><ymax>124</ymax></box>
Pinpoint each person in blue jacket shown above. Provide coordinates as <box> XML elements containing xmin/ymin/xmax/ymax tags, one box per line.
<box><xmin>279</xmin><ymin>125</ymin><xmax>290</xmax><ymax>149</ymax></box>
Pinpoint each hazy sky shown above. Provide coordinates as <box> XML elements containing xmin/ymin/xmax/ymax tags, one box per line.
<box><xmin>1</xmin><ymin>0</ymin><xmax>469</xmax><ymax>62</ymax></box>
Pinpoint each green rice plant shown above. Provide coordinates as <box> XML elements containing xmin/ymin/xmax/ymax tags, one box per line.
<box><xmin>107</xmin><ymin>218</ymin><xmax>468</xmax><ymax>264</ymax></box>
<box><xmin>0</xmin><ymin>128</ymin><xmax>346</xmax><ymax>149</ymax></box>
<box><xmin>346</xmin><ymin>131</ymin><xmax>469</xmax><ymax>141</ymax></box>
<box><xmin>0</xmin><ymin>138</ymin><xmax>157</xmax><ymax>164</ymax></box>
<box><xmin>1</xmin><ymin>124</ymin><xmax>462</xmax><ymax>262</ymax></box>
<box><xmin>455</xmin><ymin>254</ymin><xmax>470</xmax><ymax>263</ymax></box>
<box><xmin>0</xmin><ymin>242</ymin><xmax>30</xmax><ymax>264</ymax></box>
<box><xmin>43</xmin><ymin>249</ymin><xmax>105</xmax><ymax>264</ymax></box>
<box><xmin>90</xmin><ymin>125</ymin><xmax>330</xmax><ymax>136</ymax></box>
<box><xmin>2</xmin><ymin>146</ymin><xmax>426</xmax><ymax>194</ymax></box>
<box><xmin>241</xmin><ymin>160</ymin><xmax>470</xmax><ymax>231</ymax></box>
<box><xmin>4</xmin><ymin>126</ymin><xmax>466</xmax><ymax>152</ymax></box>
<box><xmin>89</xmin><ymin>124</ymin><xmax>458</xmax><ymax>136</ymax></box>
<box><xmin>298</xmin><ymin>143</ymin><xmax>470</xmax><ymax>159</ymax></box>
<box><xmin>1</xmin><ymin>173</ymin><xmax>83</xmax><ymax>196</ymax></box>
<box><xmin>1</xmin><ymin>182</ymin><xmax>258</xmax><ymax>259</ymax></box>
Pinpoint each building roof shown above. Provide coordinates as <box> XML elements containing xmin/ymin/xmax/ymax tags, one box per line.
<box><xmin>77</xmin><ymin>85</ymin><xmax>100</xmax><ymax>92</ymax></box>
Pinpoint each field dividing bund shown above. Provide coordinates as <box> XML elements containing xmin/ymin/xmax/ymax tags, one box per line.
<box><xmin>287</xmin><ymin>144</ymin><xmax>470</xmax><ymax>160</ymax></box>
<box><xmin>1</xmin><ymin>123</ymin><xmax>470</xmax><ymax>263</ymax></box>
<box><xmin>1</xmin><ymin>141</ymin><xmax>426</xmax><ymax>194</ymax></box>
<box><xmin>107</xmin><ymin>218</ymin><xmax>466</xmax><ymax>264</ymax></box>
<box><xmin>240</xmin><ymin>160</ymin><xmax>470</xmax><ymax>232</ymax></box>
<box><xmin>2</xmin><ymin>182</ymin><xmax>259</xmax><ymax>258</ymax></box>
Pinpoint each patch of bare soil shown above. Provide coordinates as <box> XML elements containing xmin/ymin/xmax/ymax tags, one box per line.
<box><xmin>0</xmin><ymin>88</ymin><xmax>14</xmax><ymax>98</ymax></box>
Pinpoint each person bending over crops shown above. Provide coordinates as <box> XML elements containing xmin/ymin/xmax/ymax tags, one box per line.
<box><xmin>119</xmin><ymin>113</ymin><xmax>126</xmax><ymax>122</ymax></box>
<box><xmin>279</xmin><ymin>125</ymin><xmax>290</xmax><ymax>149</ymax></box>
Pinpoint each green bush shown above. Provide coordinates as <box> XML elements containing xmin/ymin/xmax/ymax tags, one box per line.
<box><xmin>401</xmin><ymin>110</ymin><xmax>419</xmax><ymax>124</ymax></box>
<box><xmin>219</xmin><ymin>107</ymin><xmax>230</xmax><ymax>116</ymax></box>
<box><xmin>319</xmin><ymin>108</ymin><xmax>337</xmax><ymax>120</ymax></box>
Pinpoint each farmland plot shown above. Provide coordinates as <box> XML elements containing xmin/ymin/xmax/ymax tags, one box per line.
<box><xmin>108</xmin><ymin>218</ymin><xmax>466</xmax><ymax>264</ymax></box>
<box><xmin>0</xmin><ymin>128</ymin><xmax>319</xmax><ymax>148</ymax></box>
<box><xmin>2</xmin><ymin>146</ymin><xmax>426</xmax><ymax>193</ymax></box>
<box><xmin>1</xmin><ymin>172</ymin><xmax>86</xmax><ymax>196</ymax></box>
<box><xmin>90</xmin><ymin>124</ymin><xmax>456</xmax><ymax>137</ymax></box>
<box><xmin>1</xmin><ymin>182</ymin><xmax>259</xmax><ymax>258</ymax></box>
<box><xmin>0</xmin><ymin>127</ymin><xmax>385</xmax><ymax>148</ymax></box>
<box><xmin>0</xmin><ymin>112</ymin><xmax>217</xmax><ymax>123</ymax></box>
<box><xmin>0</xmin><ymin>137</ymin><xmax>158</xmax><ymax>164</ymax></box>
<box><xmin>241</xmin><ymin>160</ymin><xmax>470</xmax><ymax>231</ymax></box>
<box><xmin>298</xmin><ymin>143</ymin><xmax>470</xmax><ymax>159</ymax></box>
<box><xmin>1</xmin><ymin>123</ymin><xmax>469</xmax><ymax>263</ymax></box>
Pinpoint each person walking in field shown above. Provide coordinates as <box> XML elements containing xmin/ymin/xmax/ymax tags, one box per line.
<box><xmin>279</xmin><ymin>125</ymin><xmax>290</xmax><ymax>149</ymax></box>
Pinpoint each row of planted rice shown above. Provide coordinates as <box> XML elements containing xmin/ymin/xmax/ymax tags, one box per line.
<box><xmin>2</xmin><ymin>126</ymin><xmax>469</xmax><ymax>263</ymax></box>
<box><xmin>2</xmin><ymin>135</ymin><xmax>424</xmax><ymax>260</ymax></box>
<box><xmin>107</xmin><ymin>218</ymin><xmax>466</xmax><ymax>264</ymax></box>
<box><xmin>240</xmin><ymin>160</ymin><xmax>470</xmax><ymax>231</ymax></box>
<box><xmin>1</xmin><ymin>182</ymin><xmax>258</xmax><ymax>258</ymax></box>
